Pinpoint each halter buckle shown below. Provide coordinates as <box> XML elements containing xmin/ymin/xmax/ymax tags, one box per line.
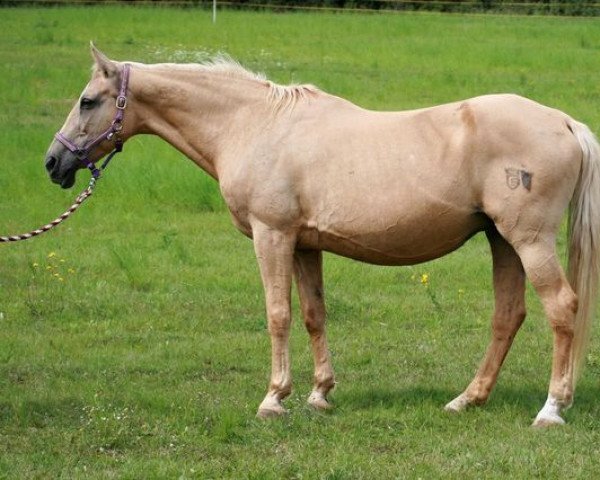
<box><xmin>116</xmin><ymin>95</ymin><xmax>127</xmax><ymax>110</ymax></box>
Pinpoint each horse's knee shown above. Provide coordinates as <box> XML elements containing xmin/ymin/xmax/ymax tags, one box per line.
<box><xmin>267</xmin><ymin>305</ymin><xmax>291</xmax><ymax>337</ymax></box>
<box><xmin>303</xmin><ymin>306</ymin><xmax>325</xmax><ymax>336</ymax></box>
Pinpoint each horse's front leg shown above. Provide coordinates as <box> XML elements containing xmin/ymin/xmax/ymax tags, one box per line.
<box><xmin>252</xmin><ymin>221</ymin><xmax>296</xmax><ymax>418</ymax></box>
<box><xmin>293</xmin><ymin>249</ymin><xmax>335</xmax><ymax>410</ymax></box>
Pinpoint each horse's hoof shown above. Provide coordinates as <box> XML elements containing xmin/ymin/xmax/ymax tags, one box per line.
<box><xmin>532</xmin><ymin>414</ymin><xmax>566</xmax><ymax>428</ymax></box>
<box><xmin>256</xmin><ymin>396</ymin><xmax>287</xmax><ymax>419</ymax></box>
<box><xmin>307</xmin><ymin>391</ymin><xmax>332</xmax><ymax>411</ymax></box>
<box><xmin>532</xmin><ymin>395</ymin><xmax>567</xmax><ymax>427</ymax></box>
<box><xmin>444</xmin><ymin>395</ymin><xmax>468</xmax><ymax>413</ymax></box>
<box><xmin>256</xmin><ymin>405</ymin><xmax>287</xmax><ymax>419</ymax></box>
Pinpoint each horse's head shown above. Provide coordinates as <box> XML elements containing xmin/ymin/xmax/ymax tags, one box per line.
<box><xmin>45</xmin><ymin>44</ymin><xmax>131</xmax><ymax>188</ymax></box>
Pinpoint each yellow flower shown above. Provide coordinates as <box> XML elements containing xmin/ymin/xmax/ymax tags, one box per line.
<box><xmin>420</xmin><ymin>273</ymin><xmax>429</xmax><ymax>285</ymax></box>
<box><xmin>32</xmin><ymin>262</ymin><xmax>39</xmax><ymax>268</ymax></box>
<box><xmin>46</xmin><ymin>265</ymin><xmax>53</xmax><ymax>270</ymax></box>
<box><xmin>47</xmin><ymin>252</ymin><xmax>56</xmax><ymax>258</ymax></box>
<box><xmin>68</xmin><ymin>268</ymin><xmax>75</xmax><ymax>274</ymax></box>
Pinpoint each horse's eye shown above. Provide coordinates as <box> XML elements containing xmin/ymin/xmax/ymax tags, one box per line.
<box><xmin>80</xmin><ymin>97</ymin><xmax>96</xmax><ymax>110</ymax></box>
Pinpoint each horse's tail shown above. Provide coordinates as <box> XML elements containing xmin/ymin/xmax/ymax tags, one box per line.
<box><xmin>567</xmin><ymin>119</ymin><xmax>600</xmax><ymax>382</ymax></box>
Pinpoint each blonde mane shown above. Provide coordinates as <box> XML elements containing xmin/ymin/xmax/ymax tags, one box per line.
<box><xmin>129</xmin><ymin>55</ymin><xmax>319</xmax><ymax>112</ymax></box>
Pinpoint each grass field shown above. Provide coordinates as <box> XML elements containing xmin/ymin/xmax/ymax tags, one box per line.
<box><xmin>1</xmin><ymin>5</ymin><xmax>600</xmax><ymax>478</ymax></box>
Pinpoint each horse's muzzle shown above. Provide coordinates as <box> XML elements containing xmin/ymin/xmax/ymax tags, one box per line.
<box><xmin>45</xmin><ymin>155</ymin><xmax>58</xmax><ymax>175</ymax></box>
<box><xmin>45</xmin><ymin>155</ymin><xmax>77</xmax><ymax>189</ymax></box>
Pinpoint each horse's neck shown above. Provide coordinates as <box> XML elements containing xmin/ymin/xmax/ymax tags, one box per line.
<box><xmin>130</xmin><ymin>66</ymin><xmax>268</xmax><ymax>180</ymax></box>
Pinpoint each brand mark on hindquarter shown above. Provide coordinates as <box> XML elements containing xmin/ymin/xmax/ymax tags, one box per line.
<box><xmin>505</xmin><ymin>168</ymin><xmax>532</xmax><ymax>191</ymax></box>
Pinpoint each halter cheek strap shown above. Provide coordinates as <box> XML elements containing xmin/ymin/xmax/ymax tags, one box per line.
<box><xmin>55</xmin><ymin>63</ymin><xmax>131</xmax><ymax>179</ymax></box>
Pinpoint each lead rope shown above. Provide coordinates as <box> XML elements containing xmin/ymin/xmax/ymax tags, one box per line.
<box><xmin>0</xmin><ymin>151</ymin><xmax>116</xmax><ymax>243</ymax></box>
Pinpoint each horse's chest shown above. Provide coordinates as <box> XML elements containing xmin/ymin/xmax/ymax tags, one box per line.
<box><xmin>220</xmin><ymin>171</ymin><xmax>302</xmax><ymax>233</ymax></box>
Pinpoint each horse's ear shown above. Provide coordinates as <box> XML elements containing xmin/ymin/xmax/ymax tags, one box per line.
<box><xmin>90</xmin><ymin>42</ymin><xmax>118</xmax><ymax>78</ymax></box>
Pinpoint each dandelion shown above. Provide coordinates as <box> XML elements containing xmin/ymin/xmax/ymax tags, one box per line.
<box><xmin>458</xmin><ymin>288</ymin><xmax>465</xmax><ymax>297</ymax></box>
<box><xmin>418</xmin><ymin>272</ymin><xmax>442</xmax><ymax>316</ymax></box>
<box><xmin>32</xmin><ymin>262</ymin><xmax>39</xmax><ymax>268</ymax></box>
<box><xmin>60</xmin><ymin>259</ymin><xmax>66</xmax><ymax>263</ymax></box>
<box><xmin>68</xmin><ymin>268</ymin><xmax>75</xmax><ymax>274</ymax></box>
<box><xmin>47</xmin><ymin>252</ymin><xmax>56</xmax><ymax>258</ymax></box>
<box><xmin>46</xmin><ymin>265</ymin><xmax>53</xmax><ymax>270</ymax></box>
<box><xmin>53</xmin><ymin>273</ymin><xmax>60</xmax><ymax>278</ymax></box>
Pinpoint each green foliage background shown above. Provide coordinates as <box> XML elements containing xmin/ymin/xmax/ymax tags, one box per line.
<box><xmin>4</xmin><ymin>0</ymin><xmax>600</xmax><ymax>16</ymax></box>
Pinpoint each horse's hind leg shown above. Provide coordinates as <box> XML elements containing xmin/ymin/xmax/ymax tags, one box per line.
<box><xmin>445</xmin><ymin>227</ymin><xmax>526</xmax><ymax>412</ymax></box>
<box><xmin>293</xmin><ymin>249</ymin><xmax>335</xmax><ymax>410</ymax></box>
<box><xmin>517</xmin><ymin>241</ymin><xmax>577</xmax><ymax>426</ymax></box>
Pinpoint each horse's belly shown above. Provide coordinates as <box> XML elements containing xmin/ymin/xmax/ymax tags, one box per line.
<box><xmin>297</xmin><ymin>212</ymin><xmax>489</xmax><ymax>266</ymax></box>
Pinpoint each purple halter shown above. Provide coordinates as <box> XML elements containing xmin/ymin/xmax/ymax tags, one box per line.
<box><xmin>55</xmin><ymin>64</ymin><xmax>131</xmax><ymax>179</ymax></box>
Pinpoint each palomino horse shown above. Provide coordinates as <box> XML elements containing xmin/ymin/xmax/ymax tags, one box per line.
<box><xmin>45</xmin><ymin>46</ymin><xmax>599</xmax><ymax>426</ymax></box>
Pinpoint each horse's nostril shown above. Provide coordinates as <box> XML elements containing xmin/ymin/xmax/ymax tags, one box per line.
<box><xmin>45</xmin><ymin>156</ymin><xmax>58</xmax><ymax>172</ymax></box>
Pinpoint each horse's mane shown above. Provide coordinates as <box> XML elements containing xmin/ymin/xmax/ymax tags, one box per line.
<box><xmin>129</xmin><ymin>55</ymin><xmax>319</xmax><ymax>112</ymax></box>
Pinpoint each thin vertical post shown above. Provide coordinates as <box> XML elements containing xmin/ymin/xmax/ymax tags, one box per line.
<box><xmin>212</xmin><ymin>0</ymin><xmax>217</xmax><ymax>24</ymax></box>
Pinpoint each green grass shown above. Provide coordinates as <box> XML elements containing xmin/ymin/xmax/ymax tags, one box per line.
<box><xmin>1</xmin><ymin>6</ymin><xmax>600</xmax><ymax>479</ymax></box>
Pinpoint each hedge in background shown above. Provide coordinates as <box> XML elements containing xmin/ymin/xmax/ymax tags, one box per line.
<box><xmin>1</xmin><ymin>0</ymin><xmax>600</xmax><ymax>16</ymax></box>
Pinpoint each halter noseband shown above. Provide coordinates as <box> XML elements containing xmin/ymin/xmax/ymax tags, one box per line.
<box><xmin>54</xmin><ymin>63</ymin><xmax>131</xmax><ymax>179</ymax></box>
